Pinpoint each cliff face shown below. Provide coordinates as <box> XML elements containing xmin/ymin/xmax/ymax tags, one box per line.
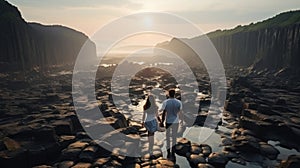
<box><xmin>209</xmin><ymin>23</ymin><xmax>300</xmax><ymax>70</ymax></box>
<box><xmin>0</xmin><ymin>0</ymin><xmax>96</xmax><ymax>71</ymax></box>
<box><xmin>158</xmin><ymin>11</ymin><xmax>300</xmax><ymax>71</ymax></box>
<box><xmin>156</xmin><ymin>38</ymin><xmax>205</xmax><ymax>70</ymax></box>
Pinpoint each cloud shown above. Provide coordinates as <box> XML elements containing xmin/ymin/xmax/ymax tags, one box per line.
<box><xmin>130</xmin><ymin>0</ymin><xmax>299</xmax><ymax>34</ymax></box>
<box><xmin>159</xmin><ymin>0</ymin><xmax>300</xmax><ymax>25</ymax></box>
<box><xmin>174</xmin><ymin>10</ymin><xmax>276</xmax><ymax>24</ymax></box>
<box><xmin>7</xmin><ymin>0</ymin><xmax>300</xmax><ymax>36</ymax></box>
<box><xmin>8</xmin><ymin>0</ymin><xmax>143</xmax><ymax>10</ymax></box>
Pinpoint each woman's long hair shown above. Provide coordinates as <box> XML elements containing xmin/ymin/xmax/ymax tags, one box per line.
<box><xmin>143</xmin><ymin>95</ymin><xmax>157</xmax><ymax>111</ymax></box>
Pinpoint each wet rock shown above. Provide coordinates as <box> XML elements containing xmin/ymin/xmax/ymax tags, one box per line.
<box><xmin>231</xmin><ymin>157</ymin><xmax>246</xmax><ymax>166</ymax></box>
<box><xmin>175</xmin><ymin>144</ymin><xmax>190</xmax><ymax>157</ymax></box>
<box><xmin>27</xmin><ymin>144</ymin><xmax>50</xmax><ymax>165</ymax></box>
<box><xmin>197</xmin><ymin>163</ymin><xmax>215</xmax><ymax>168</ymax></box>
<box><xmin>259</xmin><ymin>142</ymin><xmax>279</xmax><ymax>160</ymax></box>
<box><xmin>140</xmin><ymin>160</ymin><xmax>152</xmax><ymax>167</ymax></box>
<box><xmin>222</xmin><ymin>150</ymin><xmax>238</xmax><ymax>159</ymax></box>
<box><xmin>242</xmin><ymin>109</ymin><xmax>260</xmax><ymax>119</ymax></box>
<box><xmin>175</xmin><ymin>138</ymin><xmax>191</xmax><ymax>156</ymax></box>
<box><xmin>0</xmin><ymin>141</ymin><xmax>6</xmax><ymax>151</ymax></box>
<box><xmin>9</xmin><ymin>125</ymin><xmax>57</xmax><ymax>142</ymax></box>
<box><xmin>76</xmin><ymin>132</ymin><xmax>90</xmax><ymax>140</ymax></box>
<box><xmin>130</xmin><ymin>163</ymin><xmax>142</xmax><ymax>168</ymax></box>
<box><xmin>2</xmin><ymin>62</ymin><xmax>300</xmax><ymax>168</ymax></box>
<box><xmin>68</xmin><ymin>141</ymin><xmax>89</xmax><ymax>149</ymax></box>
<box><xmin>45</xmin><ymin>93</ymin><xmax>60</xmax><ymax>102</ymax></box>
<box><xmin>142</xmin><ymin>151</ymin><xmax>162</xmax><ymax>161</ymax></box>
<box><xmin>225</xmin><ymin>101</ymin><xmax>244</xmax><ymax>115</ymax></box>
<box><xmin>121</xmin><ymin>126</ymin><xmax>139</xmax><ymax>135</ymax></box>
<box><xmin>157</xmin><ymin>158</ymin><xmax>175</xmax><ymax>167</ymax></box>
<box><xmin>225</xmin><ymin>121</ymin><xmax>239</xmax><ymax>129</ymax></box>
<box><xmin>129</xmin><ymin>87</ymin><xmax>144</xmax><ymax>96</ymax></box>
<box><xmin>290</xmin><ymin>117</ymin><xmax>300</xmax><ymax>125</ymax></box>
<box><xmin>99</xmin><ymin>131</ymin><xmax>140</xmax><ymax>156</ymax></box>
<box><xmin>32</xmin><ymin>165</ymin><xmax>53</xmax><ymax>168</ymax></box>
<box><xmin>56</xmin><ymin>161</ymin><xmax>75</xmax><ymax>168</ymax></box>
<box><xmin>240</xmin><ymin>129</ymin><xmax>256</xmax><ymax>137</ymax></box>
<box><xmin>66</xmin><ymin>114</ymin><xmax>83</xmax><ymax>131</ymax></box>
<box><xmin>60</xmin><ymin>139</ymin><xmax>89</xmax><ymax>161</ymax></box>
<box><xmin>228</xmin><ymin>93</ymin><xmax>243</xmax><ymax>102</ymax></box>
<box><xmin>243</xmin><ymin>102</ymin><xmax>258</xmax><ymax>110</ymax></box>
<box><xmin>275</xmin><ymin>98</ymin><xmax>286</xmax><ymax>106</ymax></box>
<box><xmin>200</xmin><ymin>144</ymin><xmax>212</xmax><ymax>157</ymax></box>
<box><xmin>0</xmin><ymin>148</ymin><xmax>29</xmax><ymax>168</ymax></box>
<box><xmin>193</xmin><ymin>114</ymin><xmax>207</xmax><ymax>126</ymax></box>
<box><xmin>221</xmin><ymin>137</ymin><xmax>232</xmax><ymax>146</ymax></box>
<box><xmin>239</xmin><ymin>116</ymin><xmax>272</xmax><ymax>135</ymax></box>
<box><xmin>103</xmin><ymin>159</ymin><xmax>122</xmax><ymax>168</ymax></box>
<box><xmin>190</xmin><ymin>143</ymin><xmax>202</xmax><ymax>154</ymax></box>
<box><xmin>92</xmin><ymin>157</ymin><xmax>110</xmax><ymax>167</ymax></box>
<box><xmin>3</xmin><ymin>137</ymin><xmax>21</xmax><ymax>151</ymax></box>
<box><xmin>257</xmin><ymin>104</ymin><xmax>275</xmax><ymax>115</ymax></box>
<box><xmin>223</xmin><ymin>146</ymin><xmax>238</xmax><ymax>153</ymax></box>
<box><xmin>79</xmin><ymin>145</ymin><xmax>98</xmax><ymax>162</ymax></box>
<box><xmin>59</xmin><ymin>135</ymin><xmax>76</xmax><ymax>148</ymax></box>
<box><xmin>96</xmin><ymin>141</ymin><xmax>112</xmax><ymax>157</ymax></box>
<box><xmin>53</xmin><ymin>120</ymin><xmax>74</xmax><ymax>135</ymax></box>
<box><xmin>272</xmin><ymin>105</ymin><xmax>291</xmax><ymax>113</ymax></box>
<box><xmin>177</xmin><ymin>137</ymin><xmax>191</xmax><ymax>145</ymax></box>
<box><xmin>71</xmin><ymin>162</ymin><xmax>92</xmax><ymax>168</ymax></box>
<box><xmin>232</xmin><ymin>135</ymin><xmax>260</xmax><ymax>153</ymax></box>
<box><xmin>188</xmin><ymin>154</ymin><xmax>206</xmax><ymax>167</ymax></box>
<box><xmin>152</xmin><ymin>150</ymin><xmax>163</xmax><ymax>159</ymax></box>
<box><xmin>207</xmin><ymin>152</ymin><xmax>229</xmax><ymax>168</ymax></box>
<box><xmin>279</xmin><ymin>155</ymin><xmax>300</xmax><ymax>168</ymax></box>
<box><xmin>111</xmin><ymin>148</ymin><xmax>126</xmax><ymax>162</ymax></box>
<box><xmin>239</xmin><ymin>152</ymin><xmax>264</xmax><ymax>163</ymax></box>
<box><xmin>124</xmin><ymin>156</ymin><xmax>142</xmax><ymax>166</ymax></box>
<box><xmin>33</xmin><ymin>126</ymin><xmax>58</xmax><ymax>142</ymax></box>
<box><xmin>96</xmin><ymin>116</ymin><xmax>128</xmax><ymax>130</ymax></box>
<box><xmin>61</xmin><ymin>148</ymin><xmax>82</xmax><ymax>161</ymax></box>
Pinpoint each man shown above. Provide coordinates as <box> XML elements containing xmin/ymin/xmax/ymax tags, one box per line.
<box><xmin>160</xmin><ymin>89</ymin><xmax>183</xmax><ymax>161</ymax></box>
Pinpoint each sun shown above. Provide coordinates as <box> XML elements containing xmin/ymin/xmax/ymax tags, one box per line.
<box><xmin>143</xmin><ymin>16</ymin><xmax>153</xmax><ymax>28</ymax></box>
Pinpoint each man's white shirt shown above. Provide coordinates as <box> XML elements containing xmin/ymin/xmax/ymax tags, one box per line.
<box><xmin>160</xmin><ymin>98</ymin><xmax>182</xmax><ymax>124</ymax></box>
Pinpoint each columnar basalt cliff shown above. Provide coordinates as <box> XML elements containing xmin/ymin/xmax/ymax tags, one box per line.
<box><xmin>0</xmin><ymin>0</ymin><xmax>96</xmax><ymax>71</ymax></box>
<box><xmin>208</xmin><ymin>18</ymin><xmax>300</xmax><ymax>70</ymax></box>
<box><xmin>157</xmin><ymin>10</ymin><xmax>300</xmax><ymax>72</ymax></box>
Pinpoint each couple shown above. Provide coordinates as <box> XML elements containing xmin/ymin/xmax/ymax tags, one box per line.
<box><xmin>142</xmin><ymin>89</ymin><xmax>183</xmax><ymax>161</ymax></box>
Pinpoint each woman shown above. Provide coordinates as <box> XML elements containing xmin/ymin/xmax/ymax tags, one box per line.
<box><xmin>142</xmin><ymin>95</ymin><xmax>161</xmax><ymax>154</ymax></box>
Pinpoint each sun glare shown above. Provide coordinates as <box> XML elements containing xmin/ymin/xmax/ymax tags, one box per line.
<box><xmin>108</xmin><ymin>33</ymin><xmax>171</xmax><ymax>55</ymax></box>
<box><xmin>143</xmin><ymin>16</ymin><xmax>153</xmax><ymax>28</ymax></box>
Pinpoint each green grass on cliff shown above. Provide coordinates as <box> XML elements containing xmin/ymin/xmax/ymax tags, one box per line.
<box><xmin>207</xmin><ymin>10</ymin><xmax>300</xmax><ymax>38</ymax></box>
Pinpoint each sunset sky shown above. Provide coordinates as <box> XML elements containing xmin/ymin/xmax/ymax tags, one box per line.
<box><xmin>8</xmin><ymin>0</ymin><xmax>300</xmax><ymax>35</ymax></box>
<box><xmin>7</xmin><ymin>0</ymin><xmax>300</xmax><ymax>55</ymax></box>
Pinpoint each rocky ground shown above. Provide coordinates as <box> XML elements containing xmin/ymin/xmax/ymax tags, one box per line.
<box><xmin>0</xmin><ymin>65</ymin><xmax>300</xmax><ymax>168</ymax></box>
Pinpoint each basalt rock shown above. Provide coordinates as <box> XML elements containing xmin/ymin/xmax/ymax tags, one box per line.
<box><xmin>279</xmin><ymin>155</ymin><xmax>300</xmax><ymax>168</ymax></box>
<box><xmin>157</xmin><ymin>11</ymin><xmax>300</xmax><ymax>72</ymax></box>
<box><xmin>0</xmin><ymin>1</ymin><xmax>97</xmax><ymax>71</ymax></box>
